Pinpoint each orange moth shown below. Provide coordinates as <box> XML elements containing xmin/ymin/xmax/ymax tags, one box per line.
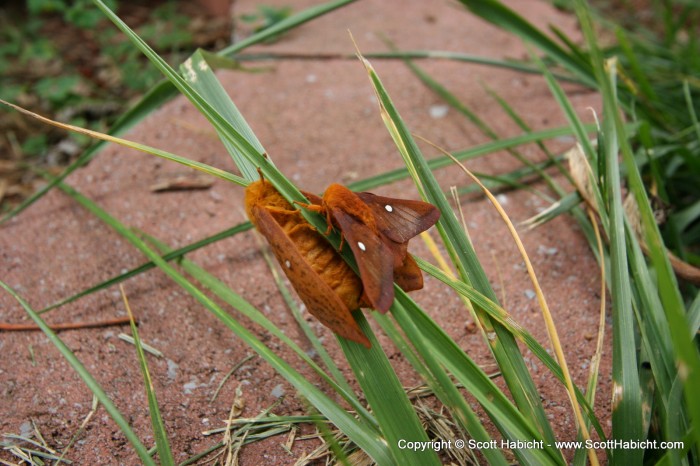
<box><xmin>299</xmin><ymin>183</ymin><xmax>440</xmax><ymax>314</ymax></box>
<box><xmin>245</xmin><ymin>179</ymin><xmax>369</xmax><ymax>346</ymax></box>
<box><xmin>245</xmin><ymin>179</ymin><xmax>439</xmax><ymax>347</ymax></box>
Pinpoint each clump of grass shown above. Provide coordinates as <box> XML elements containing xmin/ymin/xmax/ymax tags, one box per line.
<box><xmin>454</xmin><ymin>0</ymin><xmax>700</xmax><ymax>464</ymax></box>
<box><xmin>2</xmin><ymin>0</ymin><xmax>699</xmax><ymax>465</ymax></box>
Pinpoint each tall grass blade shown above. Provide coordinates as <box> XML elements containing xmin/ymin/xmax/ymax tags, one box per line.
<box><xmin>182</xmin><ymin>50</ymin><xmax>265</xmax><ymax>181</ymax></box>
<box><xmin>39</xmin><ymin>223</ymin><xmax>252</xmax><ymax>314</ymax></box>
<box><xmin>381</xmin><ymin>303</ymin><xmax>511</xmax><ymax>465</ymax></box>
<box><xmin>457</xmin><ymin>0</ymin><xmax>595</xmax><ymax>87</ymax></box>
<box><xmin>341</xmin><ymin>315</ymin><xmax>441</xmax><ymax>466</ymax></box>
<box><xmin>600</xmin><ymin>54</ymin><xmax>645</xmax><ymax>466</ymax></box>
<box><xmin>121</xmin><ymin>287</ymin><xmax>175</xmax><ymax>466</ymax></box>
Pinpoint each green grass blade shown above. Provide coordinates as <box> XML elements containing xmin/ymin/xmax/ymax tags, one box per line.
<box><xmin>456</xmin><ymin>0</ymin><xmax>595</xmax><ymax>87</ymax></box>
<box><xmin>684</xmin><ymin>80</ymin><xmax>700</xmax><ymax>143</ymax></box>
<box><xmin>527</xmin><ymin>51</ymin><xmax>597</xmax><ymax>161</ymax></box>
<box><xmin>341</xmin><ymin>314</ymin><xmax>441</xmax><ymax>466</ymax></box>
<box><xmin>90</xmin><ymin>1</ymin><xmax>327</xmax><ymax>238</ymax></box>
<box><xmin>573</xmin><ymin>3</ymin><xmax>643</xmax><ymax>460</ymax></box>
<box><xmin>485</xmin><ymin>87</ymin><xmax>571</xmax><ymax>187</ymax></box>
<box><xmin>182</xmin><ymin>50</ymin><xmax>265</xmax><ymax>181</ymax></box>
<box><xmin>237</xmin><ymin>50</ymin><xmax>584</xmax><ymax>84</ymax></box>
<box><xmin>0</xmin><ymin>99</ymin><xmax>247</xmax><ymax>186</ymax></box>
<box><xmin>377</xmin><ymin>302</ymin><xmax>510</xmax><ymax>466</ymax></box>
<box><xmin>524</xmin><ymin>192</ymin><xmax>582</xmax><ymax>229</ymax></box>
<box><xmin>627</xmin><ymin>232</ymin><xmax>676</xmax><ymax>399</ymax></box>
<box><xmin>615</xmin><ymin>28</ymin><xmax>657</xmax><ymax>102</ymax></box>
<box><xmin>92</xmin><ymin>1</ymin><xmax>264</xmax><ymax>168</ymax></box>
<box><xmin>39</xmin><ymin>223</ymin><xmax>252</xmax><ymax>314</ymax></box>
<box><xmin>415</xmin><ymin>258</ymin><xmax>607</xmax><ymax>447</ymax></box>
<box><xmin>392</xmin><ymin>291</ymin><xmax>562</xmax><ymax>465</ymax></box>
<box><xmin>219</xmin><ymin>0</ymin><xmax>357</xmax><ymax>57</ymax></box>
<box><xmin>122</xmin><ymin>290</ymin><xmax>175</xmax><ymax>466</ymax></box>
<box><xmin>619</xmin><ymin>68</ymin><xmax>700</xmax><ymax>460</ymax></box>
<box><xmin>0</xmin><ymin>80</ymin><xmax>176</xmax><ymax>226</ymax></box>
<box><xmin>688</xmin><ymin>292</ymin><xmax>700</xmax><ymax>337</ymax></box>
<box><xmin>602</xmin><ymin>63</ymin><xmax>644</xmax><ymax>466</ymax></box>
<box><xmin>348</xmin><ymin>123</ymin><xmax>595</xmax><ymax>190</ymax></box>
<box><xmin>0</xmin><ymin>282</ymin><xmax>157</xmax><ymax>466</ymax></box>
<box><xmin>401</xmin><ymin>56</ymin><xmax>561</xmax><ymax>200</ymax></box>
<box><xmin>400</xmin><ymin>56</ymin><xmax>501</xmax><ymax>140</ymax></box>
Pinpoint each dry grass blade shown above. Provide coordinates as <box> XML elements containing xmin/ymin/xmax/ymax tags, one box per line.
<box><xmin>198</xmin><ymin>380</ymin><xmax>481</xmax><ymax>466</ymax></box>
<box><xmin>569</xmin><ymin>143</ymin><xmax>700</xmax><ymax>286</ymax></box>
<box><xmin>414</xmin><ymin>400</ymin><xmax>479</xmax><ymax>466</ymax></box>
<box><xmin>585</xmin><ymin>209</ymin><xmax>607</xmax><ymax>409</ymax></box>
<box><xmin>0</xmin><ymin>317</ymin><xmax>133</xmax><ymax>331</ymax></box>
<box><xmin>211</xmin><ymin>355</ymin><xmax>256</xmax><ymax>403</ymax></box>
<box><xmin>1</xmin><ymin>422</ymin><xmax>68</xmax><ymax>465</ymax></box>
<box><xmin>117</xmin><ymin>333</ymin><xmax>164</xmax><ymax>357</ymax></box>
<box><xmin>0</xmin><ymin>99</ymin><xmax>245</xmax><ymax>186</ymax></box>
<box><xmin>223</xmin><ymin>385</ymin><xmax>246</xmax><ymax>466</ymax></box>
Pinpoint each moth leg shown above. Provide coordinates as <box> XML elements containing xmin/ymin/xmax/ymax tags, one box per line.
<box><xmin>338</xmin><ymin>231</ymin><xmax>346</xmax><ymax>252</ymax></box>
<box><xmin>294</xmin><ymin>201</ymin><xmax>334</xmax><ymax>234</ymax></box>
<box><xmin>294</xmin><ymin>200</ymin><xmax>322</xmax><ymax>212</ymax></box>
<box><xmin>324</xmin><ymin>208</ymin><xmax>334</xmax><ymax>235</ymax></box>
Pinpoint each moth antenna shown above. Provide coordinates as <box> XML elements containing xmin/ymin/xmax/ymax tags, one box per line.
<box><xmin>256</xmin><ymin>167</ymin><xmax>265</xmax><ymax>182</ymax></box>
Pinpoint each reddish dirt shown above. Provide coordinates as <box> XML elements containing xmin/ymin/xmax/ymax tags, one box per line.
<box><xmin>0</xmin><ymin>0</ymin><xmax>610</xmax><ymax>464</ymax></box>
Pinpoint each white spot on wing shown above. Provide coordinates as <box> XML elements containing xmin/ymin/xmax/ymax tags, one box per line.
<box><xmin>284</xmin><ymin>260</ymin><xmax>291</xmax><ymax>269</ymax></box>
<box><xmin>357</xmin><ymin>241</ymin><xmax>366</xmax><ymax>251</ymax></box>
<box><xmin>385</xmin><ymin>204</ymin><xmax>393</xmax><ymax>212</ymax></box>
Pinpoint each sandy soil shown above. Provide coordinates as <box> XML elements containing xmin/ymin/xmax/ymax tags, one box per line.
<box><xmin>0</xmin><ymin>0</ymin><xmax>609</xmax><ymax>464</ymax></box>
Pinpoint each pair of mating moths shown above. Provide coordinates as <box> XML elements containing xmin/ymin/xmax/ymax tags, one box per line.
<box><xmin>245</xmin><ymin>179</ymin><xmax>440</xmax><ymax>348</ymax></box>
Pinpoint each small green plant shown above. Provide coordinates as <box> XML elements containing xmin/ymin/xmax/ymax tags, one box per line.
<box><xmin>240</xmin><ymin>5</ymin><xmax>293</xmax><ymax>33</ymax></box>
<box><xmin>239</xmin><ymin>4</ymin><xmax>293</xmax><ymax>43</ymax></box>
<box><xmin>27</xmin><ymin>0</ymin><xmax>117</xmax><ymax>29</ymax></box>
<box><xmin>0</xmin><ymin>0</ymin><xmax>219</xmax><ymax>210</ymax></box>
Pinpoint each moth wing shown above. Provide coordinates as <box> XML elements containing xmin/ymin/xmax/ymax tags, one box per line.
<box><xmin>252</xmin><ymin>204</ymin><xmax>370</xmax><ymax>347</ymax></box>
<box><xmin>331</xmin><ymin>208</ymin><xmax>395</xmax><ymax>313</ymax></box>
<box><xmin>300</xmin><ymin>190</ymin><xmax>323</xmax><ymax>206</ymax></box>
<box><xmin>393</xmin><ymin>252</ymin><xmax>424</xmax><ymax>292</ymax></box>
<box><xmin>356</xmin><ymin>192</ymin><xmax>440</xmax><ymax>244</ymax></box>
<box><xmin>382</xmin><ymin>236</ymin><xmax>409</xmax><ymax>269</ymax></box>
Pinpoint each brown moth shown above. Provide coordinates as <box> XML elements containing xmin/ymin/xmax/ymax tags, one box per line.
<box><xmin>245</xmin><ymin>179</ymin><xmax>370</xmax><ymax>347</ymax></box>
<box><xmin>245</xmin><ymin>179</ymin><xmax>440</xmax><ymax>347</ymax></box>
<box><xmin>299</xmin><ymin>183</ymin><xmax>440</xmax><ymax>314</ymax></box>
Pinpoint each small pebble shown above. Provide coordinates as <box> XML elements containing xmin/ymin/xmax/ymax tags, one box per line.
<box><xmin>271</xmin><ymin>384</ymin><xmax>285</xmax><ymax>399</ymax></box>
<box><xmin>429</xmin><ymin>104</ymin><xmax>449</xmax><ymax>119</ymax></box>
